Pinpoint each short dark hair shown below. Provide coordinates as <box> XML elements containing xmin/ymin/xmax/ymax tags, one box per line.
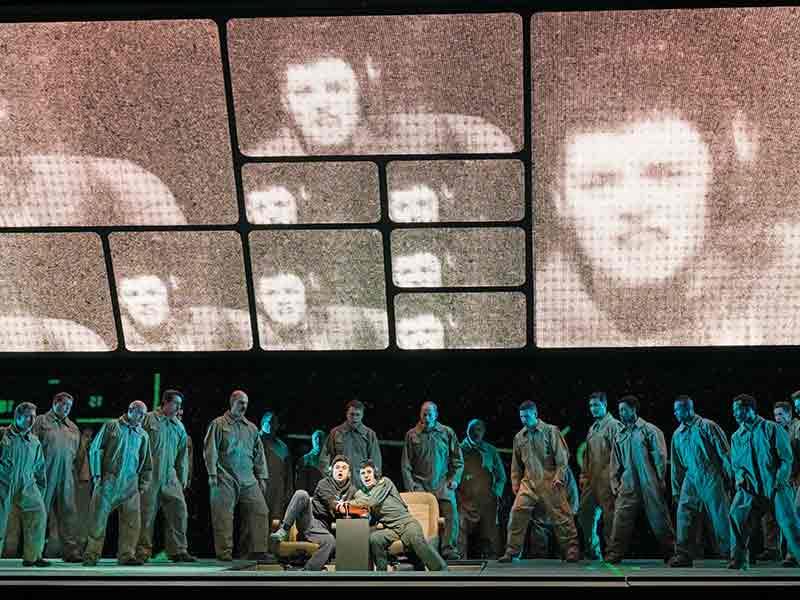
<box><xmin>14</xmin><ymin>402</ymin><xmax>36</xmax><ymax>419</ymax></box>
<box><xmin>674</xmin><ymin>394</ymin><xmax>693</xmax><ymax>405</ymax></box>
<box><xmin>618</xmin><ymin>395</ymin><xmax>640</xmax><ymax>412</ymax></box>
<box><xmin>161</xmin><ymin>389</ymin><xmax>184</xmax><ymax>405</ymax></box>
<box><xmin>774</xmin><ymin>401</ymin><xmax>792</xmax><ymax>414</ymax></box>
<box><xmin>360</xmin><ymin>459</ymin><xmax>379</xmax><ymax>476</ymax></box>
<box><xmin>588</xmin><ymin>392</ymin><xmax>607</xmax><ymax>404</ymax></box>
<box><xmin>346</xmin><ymin>399</ymin><xmax>365</xmax><ymax>412</ymax></box>
<box><xmin>519</xmin><ymin>400</ymin><xmax>537</xmax><ymax>412</ymax></box>
<box><xmin>52</xmin><ymin>392</ymin><xmax>74</xmax><ymax>404</ymax></box>
<box><xmin>790</xmin><ymin>390</ymin><xmax>800</xmax><ymax>403</ymax></box>
<box><xmin>733</xmin><ymin>393</ymin><xmax>757</xmax><ymax>411</ymax></box>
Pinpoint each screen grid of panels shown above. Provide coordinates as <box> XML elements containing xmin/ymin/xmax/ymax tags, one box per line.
<box><xmin>1</xmin><ymin>8</ymin><xmax>799</xmax><ymax>353</ymax></box>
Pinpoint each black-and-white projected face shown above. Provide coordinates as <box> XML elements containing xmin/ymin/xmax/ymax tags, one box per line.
<box><xmin>283</xmin><ymin>57</ymin><xmax>361</xmax><ymax>149</ymax></box>
<box><xmin>389</xmin><ymin>184</ymin><xmax>440</xmax><ymax>223</ymax></box>
<box><xmin>560</xmin><ymin>115</ymin><xmax>710</xmax><ymax>287</ymax></box>
<box><xmin>229</xmin><ymin>15</ymin><xmax>522</xmax><ymax>156</ymax></box>
<box><xmin>533</xmin><ymin>8</ymin><xmax>800</xmax><ymax>348</ymax></box>
<box><xmin>246</xmin><ymin>185</ymin><xmax>299</xmax><ymax>224</ymax></box>
<box><xmin>118</xmin><ymin>275</ymin><xmax>171</xmax><ymax>330</ymax></box>
<box><xmin>250</xmin><ymin>230</ymin><xmax>388</xmax><ymax>350</ymax></box>
<box><xmin>393</xmin><ymin>252</ymin><xmax>443</xmax><ymax>288</ymax></box>
<box><xmin>243</xmin><ymin>162</ymin><xmax>378</xmax><ymax>225</ymax></box>
<box><xmin>110</xmin><ymin>232</ymin><xmax>252</xmax><ymax>351</ymax></box>
<box><xmin>396</xmin><ymin>313</ymin><xmax>446</xmax><ymax>349</ymax></box>
<box><xmin>257</xmin><ymin>273</ymin><xmax>307</xmax><ymax>327</ymax></box>
<box><xmin>388</xmin><ymin>160</ymin><xmax>524</xmax><ymax>223</ymax></box>
<box><xmin>395</xmin><ymin>292</ymin><xmax>525</xmax><ymax>349</ymax></box>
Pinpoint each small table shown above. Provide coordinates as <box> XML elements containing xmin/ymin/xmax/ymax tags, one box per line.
<box><xmin>335</xmin><ymin>518</ymin><xmax>371</xmax><ymax>571</ymax></box>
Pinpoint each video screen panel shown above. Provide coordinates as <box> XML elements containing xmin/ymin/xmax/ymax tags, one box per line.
<box><xmin>249</xmin><ymin>230</ymin><xmax>389</xmax><ymax>350</ymax></box>
<box><xmin>228</xmin><ymin>14</ymin><xmax>522</xmax><ymax>156</ymax></box>
<box><xmin>0</xmin><ymin>233</ymin><xmax>115</xmax><ymax>351</ymax></box>
<box><xmin>242</xmin><ymin>162</ymin><xmax>379</xmax><ymax>224</ymax></box>
<box><xmin>0</xmin><ymin>20</ymin><xmax>236</xmax><ymax>226</ymax></box>
<box><xmin>391</xmin><ymin>228</ymin><xmax>525</xmax><ymax>288</ymax></box>
<box><xmin>109</xmin><ymin>232</ymin><xmax>252</xmax><ymax>351</ymax></box>
<box><xmin>387</xmin><ymin>160</ymin><xmax>524</xmax><ymax>223</ymax></box>
<box><xmin>395</xmin><ymin>292</ymin><xmax>526</xmax><ymax>349</ymax></box>
<box><xmin>533</xmin><ymin>8</ymin><xmax>800</xmax><ymax>347</ymax></box>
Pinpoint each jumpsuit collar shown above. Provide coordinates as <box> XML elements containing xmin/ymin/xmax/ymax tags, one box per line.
<box><xmin>416</xmin><ymin>421</ymin><xmax>444</xmax><ymax>434</ymax></box>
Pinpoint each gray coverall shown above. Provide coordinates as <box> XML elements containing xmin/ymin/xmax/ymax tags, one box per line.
<box><xmin>401</xmin><ymin>422</ymin><xmax>464</xmax><ymax>557</ymax></box>
<box><xmin>607</xmin><ymin>418</ymin><xmax>675</xmax><ymax>560</ymax></box>
<box><xmin>506</xmin><ymin>421</ymin><xmax>579</xmax><ymax>558</ymax></box>
<box><xmin>730</xmin><ymin>416</ymin><xmax>800</xmax><ymax>566</ymax></box>
<box><xmin>0</xmin><ymin>425</ymin><xmax>47</xmax><ymax>563</ymax></box>
<box><xmin>319</xmin><ymin>422</ymin><xmax>382</xmax><ymax>482</ymax></box>
<box><xmin>352</xmin><ymin>477</ymin><xmax>447</xmax><ymax>571</ymax></box>
<box><xmin>671</xmin><ymin>414</ymin><xmax>733</xmax><ymax>559</ymax></box>
<box><xmin>528</xmin><ymin>465</ymin><xmax>579</xmax><ymax>558</ymax></box>
<box><xmin>577</xmin><ymin>413</ymin><xmax>622</xmax><ymax>556</ymax></box>
<box><xmin>85</xmin><ymin>416</ymin><xmax>153</xmax><ymax>562</ymax></box>
<box><xmin>457</xmin><ymin>437</ymin><xmax>506</xmax><ymax>558</ymax></box>
<box><xmin>136</xmin><ymin>409</ymin><xmax>190</xmax><ymax>559</ymax></box>
<box><xmin>203</xmin><ymin>411</ymin><xmax>269</xmax><ymax>559</ymax></box>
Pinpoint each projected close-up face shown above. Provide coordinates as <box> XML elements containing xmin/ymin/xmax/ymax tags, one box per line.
<box><xmin>389</xmin><ymin>185</ymin><xmax>440</xmax><ymax>223</ymax></box>
<box><xmin>258</xmin><ymin>273</ymin><xmax>307</xmax><ymax>327</ymax></box>
<box><xmin>246</xmin><ymin>186</ymin><xmax>298</xmax><ymax>224</ymax></box>
<box><xmin>118</xmin><ymin>275</ymin><xmax>171</xmax><ymax>330</ymax></box>
<box><xmin>559</xmin><ymin>114</ymin><xmax>711</xmax><ymax>288</ymax></box>
<box><xmin>283</xmin><ymin>57</ymin><xmax>361</xmax><ymax>149</ymax></box>
<box><xmin>393</xmin><ymin>252</ymin><xmax>443</xmax><ymax>288</ymax></box>
<box><xmin>397</xmin><ymin>313</ymin><xmax>445</xmax><ymax>349</ymax></box>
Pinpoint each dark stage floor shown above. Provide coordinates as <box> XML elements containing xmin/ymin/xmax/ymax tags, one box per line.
<box><xmin>2</xmin><ymin>557</ymin><xmax>800</xmax><ymax>590</ymax></box>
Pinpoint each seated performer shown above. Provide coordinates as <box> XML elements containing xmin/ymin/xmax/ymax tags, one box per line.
<box><xmin>270</xmin><ymin>455</ymin><xmax>357</xmax><ymax>571</ymax></box>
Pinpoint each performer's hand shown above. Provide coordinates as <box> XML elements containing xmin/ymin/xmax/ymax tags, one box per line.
<box><xmin>336</xmin><ymin>501</ymin><xmax>349</xmax><ymax>515</ymax></box>
<box><xmin>512</xmin><ymin>483</ymin><xmax>519</xmax><ymax>496</ymax></box>
<box><xmin>552</xmin><ymin>478</ymin><xmax>565</xmax><ymax>490</ymax></box>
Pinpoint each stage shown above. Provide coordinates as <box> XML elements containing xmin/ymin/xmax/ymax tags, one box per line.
<box><xmin>2</xmin><ymin>557</ymin><xmax>799</xmax><ymax>590</ymax></box>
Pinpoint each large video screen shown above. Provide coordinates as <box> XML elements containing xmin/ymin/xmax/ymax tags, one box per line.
<box><xmin>4</xmin><ymin>7</ymin><xmax>799</xmax><ymax>353</ymax></box>
<box><xmin>533</xmin><ymin>8</ymin><xmax>800</xmax><ymax>348</ymax></box>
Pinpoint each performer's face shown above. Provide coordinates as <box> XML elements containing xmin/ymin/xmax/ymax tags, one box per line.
<box><xmin>346</xmin><ymin>406</ymin><xmax>364</xmax><ymax>427</ymax></box>
<box><xmin>397</xmin><ymin>314</ymin><xmax>445</xmax><ymax>349</ymax></box>
<box><xmin>733</xmin><ymin>401</ymin><xmax>754</xmax><ymax>426</ymax></box>
<box><xmin>311</xmin><ymin>431</ymin><xmax>324</xmax><ymax>452</ymax></box>
<box><xmin>258</xmin><ymin>273</ymin><xmax>306</xmax><ymax>327</ymax></box>
<box><xmin>283</xmin><ymin>57</ymin><xmax>361</xmax><ymax>148</ymax></box>
<box><xmin>53</xmin><ymin>395</ymin><xmax>73</xmax><ymax>418</ymax></box>
<box><xmin>162</xmin><ymin>396</ymin><xmax>182</xmax><ymax>418</ymax></box>
<box><xmin>393</xmin><ymin>252</ymin><xmax>443</xmax><ymax>288</ymax></box>
<box><xmin>557</xmin><ymin>115</ymin><xmax>711</xmax><ymax>288</ymax></box>
<box><xmin>332</xmin><ymin>460</ymin><xmax>350</xmax><ymax>483</ymax></box>
<box><xmin>359</xmin><ymin>465</ymin><xmax>377</xmax><ymax>488</ymax></box>
<box><xmin>673</xmin><ymin>400</ymin><xmax>693</xmax><ymax>424</ymax></box>
<box><xmin>119</xmin><ymin>275</ymin><xmax>170</xmax><ymax>330</ymax></box>
<box><xmin>246</xmin><ymin>186</ymin><xmax>298</xmax><ymax>224</ymax></box>
<box><xmin>420</xmin><ymin>403</ymin><xmax>438</xmax><ymax>429</ymax></box>
<box><xmin>774</xmin><ymin>407</ymin><xmax>792</xmax><ymax>427</ymax></box>
<box><xmin>261</xmin><ymin>413</ymin><xmax>274</xmax><ymax>435</ymax></box>
<box><xmin>618</xmin><ymin>402</ymin><xmax>637</xmax><ymax>425</ymax></box>
<box><xmin>588</xmin><ymin>397</ymin><xmax>607</xmax><ymax>419</ymax></box>
<box><xmin>127</xmin><ymin>403</ymin><xmax>147</xmax><ymax>428</ymax></box>
<box><xmin>468</xmin><ymin>421</ymin><xmax>486</xmax><ymax>443</ymax></box>
<box><xmin>15</xmin><ymin>407</ymin><xmax>35</xmax><ymax>433</ymax></box>
<box><xmin>519</xmin><ymin>407</ymin><xmax>537</xmax><ymax>429</ymax></box>
<box><xmin>389</xmin><ymin>184</ymin><xmax>440</xmax><ymax>223</ymax></box>
<box><xmin>230</xmin><ymin>393</ymin><xmax>249</xmax><ymax>418</ymax></box>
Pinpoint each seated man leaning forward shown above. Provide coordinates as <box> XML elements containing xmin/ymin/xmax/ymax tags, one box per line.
<box><xmin>349</xmin><ymin>460</ymin><xmax>447</xmax><ymax>571</ymax></box>
<box><xmin>269</xmin><ymin>455</ymin><xmax>357</xmax><ymax>571</ymax></box>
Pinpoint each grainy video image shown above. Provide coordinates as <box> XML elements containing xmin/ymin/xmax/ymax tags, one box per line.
<box><xmin>109</xmin><ymin>232</ymin><xmax>252</xmax><ymax>351</ymax></box>
<box><xmin>395</xmin><ymin>293</ymin><xmax>526</xmax><ymax>349</ymax></box>
<box><xmin>0</xmin><ymin>233</ymin><xmax>115</xmax><ymax>351</ymax></box>
<box><xmin>242</xmin><ymin>162</ymin><xmax>379</xmax><ymax>224</ymax></box>
<box><xmin>533</xmin><ymin>8</ymin><xmax>800</xmax><ymax>347</ymax></box>
<box><xmin>0</xmin><ymin>20</ymin><xmax>236</xmax><ymax>226</ymax></box>
<box><xmin>391</xmin><ymin>228</ymin><xmax>525</xmax><ymax>288</ymax></box>
<box><xmin>228</xmin><ymin>14</ymin><xmax>522</xmax><ymax>156</ymax></box>
<box><xmin>388</xmin><ymin>160</ymin><xmax>524</xmax><ymax>223</ymax></box>
<box><xmin>249</xmin><ymin>230</ymin><xmax>388</xmax><ymax>350</ymax></box>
